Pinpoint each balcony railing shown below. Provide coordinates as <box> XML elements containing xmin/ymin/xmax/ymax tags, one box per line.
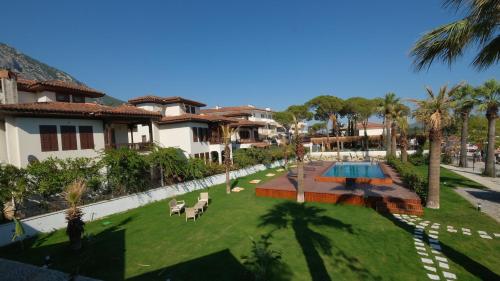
<box><xmin>106</xmin><ymin>142</ymin><xmax>153</xmax><ymax>151</ymax></box>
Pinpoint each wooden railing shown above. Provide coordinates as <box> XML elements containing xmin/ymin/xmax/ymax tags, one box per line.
<box><xmin>106</xmin><ymin>142</ymin><xmax>153</xmax><ymax>151</ymax></box>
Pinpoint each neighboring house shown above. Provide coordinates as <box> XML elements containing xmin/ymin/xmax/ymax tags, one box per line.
<box><xmin>128</xmin><ymin>96</ymin><xmax>265</xmax><ymax>164</ymax></box>
<box><xmin>201</xmin><ymin>105</ymin><xmax>282</xmax><ymax>140</ymax></box>
<box><xmin>0</xmin><ymin>69</ymin><xmax>160</xmax><ymax>167</ymax></box>
<box><xmin>356</xmin><ymin>122</ymin><xmax>384</xmax><ymax>136</ymax></box>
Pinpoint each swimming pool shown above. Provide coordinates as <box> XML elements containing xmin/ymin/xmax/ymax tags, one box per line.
<box><xmin>315</xmin><ymin>162</ymin><xmax>393</xmax><ymax>185</ymax></box>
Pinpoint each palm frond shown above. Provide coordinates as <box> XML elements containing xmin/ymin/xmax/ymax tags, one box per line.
<box><xmin>473</xmin><ymin>35</ymin><xmax>500</xmax><ymax>69</ymax></box>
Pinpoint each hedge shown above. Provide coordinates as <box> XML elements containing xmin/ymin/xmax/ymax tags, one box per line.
<box><xmin>386</xmin><ymin>156</ymin><xmax>428</xmax><ymax>204</ymax></box>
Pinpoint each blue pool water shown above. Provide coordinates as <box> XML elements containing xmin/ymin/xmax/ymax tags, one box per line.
<box><xmin>323</xmin><ymin>162</ymin><xmax>385</xmax><ymax>178</ymax></box>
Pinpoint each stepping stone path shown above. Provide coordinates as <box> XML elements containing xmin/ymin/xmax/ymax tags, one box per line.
<box><xmin>276</xmin><ymin>168</ymin><xmax>285</xmax><ymax>172</ymax></box>
<box><xmin>265</xmin><ymin>173</ymin><xmax>275</xmax><ymax>177</ymax></box>
<box><xmin>249</xmin><ymin>179</ymin><xmax>261</xmax><ymax>184</ymax></box>
<box><xmin>392</xmin><ymin>214</ymin><xmax>462</xmax><ymax>281</ymax></box>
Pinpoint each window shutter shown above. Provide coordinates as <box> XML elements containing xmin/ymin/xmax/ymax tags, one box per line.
<box><xmin>79</xmin><ymin>126</ymin><xmax>94</xmax><ymax>149</ymax></box>
<box><xmin>39</xmin><ymin>125</ymin><xmax>58</xmax><ymax>152</ymax></box>
<box><xmin>61</xmin><ymin>126</ymin><xmax>77</xmax><ymax>150</ymax></box>
<box><xmin>192</xmin><ymin>127</ymin><xmax>198</xmax><ymax>142</ymax></box>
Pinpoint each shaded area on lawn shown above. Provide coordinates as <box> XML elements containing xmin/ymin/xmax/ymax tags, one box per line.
<box><xmin>128</xmin><ymin>249</ymin><xmax>251</xmax><ymax>281</ymax></box>
<box><xmin>380</xmin><ymin>212</ymin><xmax>500</xmax><ymax>281</ymax></box>
<box><xmin>259</xmin><ymin>201</ymin><xmax>381</xmax><ymax>281</ymax></box>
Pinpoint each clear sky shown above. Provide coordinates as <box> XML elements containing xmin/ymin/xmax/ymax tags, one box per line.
<box><xmin>2</xmin><ymin>0</ymin><xmax>498</xmax><ymax>110</ymax></box>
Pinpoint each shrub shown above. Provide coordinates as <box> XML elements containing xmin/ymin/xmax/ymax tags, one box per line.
<box><xmin>185</xmin><ymin>158</ymin><xmax>208</xmax><ymax>180</ymax></box>
<box><xmin>386</xmin><ymin>156</ymin><xmax>428</xmax><ymax>203</ymax></box>
<box><xmin>101</xmin><ymin>148</ymin><xmax>150</xmax><ymax>194</ymax></box>
<box><xmin>409</xmin><ymin>151</ymin><xmax>428</xmax><ymax>166</ymax></box>
<box><xmin>233</xmin><ymin>146</ymin><xmax>293</xmax><ymax>168</ymax></box>
<box><xmin>25</xmin><ymin>157</ymin><xmax>101</xmax><ymax>199</ymax></box>
<box><xmin>148</xmin><ymin>147</ymin><xmax>189</xmax><ymax>183</ymax></box>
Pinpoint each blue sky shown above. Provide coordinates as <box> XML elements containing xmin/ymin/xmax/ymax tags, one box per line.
<box><xmin>2</xmin><ymin>0</ymin><xmax>498</xmax><ymax>111</ymax></box>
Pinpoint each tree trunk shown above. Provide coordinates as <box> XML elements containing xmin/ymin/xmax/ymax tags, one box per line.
<box><xmin>225</xmin><ymin>143</ymin><xmax>231</xmax><ymax>194</ymax></box>
<box><xmin>385</xmin><ymin>116</ymin><xmax>391</xmax><ymax>156</ymax></box>
<box><xmin>459</xmin><ymin>111</ymin><xmax>469</xmax><ymax>168</ymax></box>
<box><xmin>297</xmin><ymin>160</ymin><xmax>305</xmax><ymax>203</ymax></box>
<box><xmin>391</xmin><ymin>121</ymin><xmax>397</xmax><ymax>157</ymax></box>
<box><xmin>484</xmin><ymin>109</ymin><xmax>497</xmax><ymax>177</ymax></box>
<box><xmin>426</xmin><ymin>128</ymin><xmax>441</xmax><ymax>209</ymax></box>
<box><xmin>401</xmin><ymin>133</ymin><xmax>408</xmax><ymax>163</ymax></box>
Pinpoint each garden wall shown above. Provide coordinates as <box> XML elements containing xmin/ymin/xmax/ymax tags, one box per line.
<box><xmin>309</xmin><ymin>150</ymin><xmax>427</xmax><ymax>159</ymax></box>
<box><xmin>0</xmin><ymin>160</ymin><xmax>285</xmax><ymax>247</ymax></box>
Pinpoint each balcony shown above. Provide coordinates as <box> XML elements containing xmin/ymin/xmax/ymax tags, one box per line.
<box><xmin>106</xmin><ymin>142</ymin><xmax>153</xmax><ymax>151</ymax></box>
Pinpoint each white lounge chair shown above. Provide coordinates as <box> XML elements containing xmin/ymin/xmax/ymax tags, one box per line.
<box><xmin>169</xmin><ymin>199</ymin><xmax>185</xmax><ymax>216</ymax></box>
<box><xmin>198</xmin><ymin>192</ymin><xmax>209</xmax><ymax>206</ymax></box>
<box><xmin>185</xmin><ymin>207</ymin><xmax>197</xmax><ymax>222</ymax></box>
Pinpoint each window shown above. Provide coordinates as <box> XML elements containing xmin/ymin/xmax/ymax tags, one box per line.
<box><xmin>239</xmin><ymin>130</ymin><xmax>250</xmax><ymax>139</ymax></box>
<box><xmin>190</xmin><ymin>106</ymin><xmax>196</xmax><ymax>114</ymax></box>
<box><xmin>79</xmin><ymin>126</ymin><xmax>94</xmax><ymax>149</ymax></box>
<box><xmin>205</xmin><ymin>152</ymin><xmax>209</xmax><ymax>161</ymax></box>
<box><xmin>39</xmin><ymin>125</ymin><xmax>58</xmax><ymax>151</ymax></box>
<box><xmin>61</xmin><ymin>126</ymin><xmax>77</xmax><ymax>150</ymax></box>
<box><xmin>56</xmin><ymin>93</ymin><xmax>70</xmax><ymax>102</ymax></box>
<box><xmin>72</xmin><ymin>95</ymin><xmax>85</xmax><ymax>103</ymax></box>
<box><xmin>192</xmin><ymin>127</ymin><xmax>199</xmax><ymax>142</ymax></box>
<box><xmin>261</xmin><ymin>113</ymin><xmax>265</xmax><ymax>118</ymax></box>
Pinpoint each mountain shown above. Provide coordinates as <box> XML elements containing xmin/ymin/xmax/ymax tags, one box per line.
<box><xmin>0</xmin><ymin>42</ymin><xmax>125</xmax><ymax>106</ymax></box>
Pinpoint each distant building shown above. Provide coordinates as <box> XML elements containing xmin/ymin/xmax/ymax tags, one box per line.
<box><xmin>356</xmin><ymin>122</ymin><xmax>384</xmax><ymax>136</ymax></box>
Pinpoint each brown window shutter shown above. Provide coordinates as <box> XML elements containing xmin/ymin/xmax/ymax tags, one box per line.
<box><xmin>39</xmin><ymin>125</ymin><xmax>58</xmax><ymax>152</ymax></box>
<box><xmin>79</xmin><ymin>126</ymin><xmax>94</xmax><ymax>149</ymax></box>
<box><xmin>61</xmin><ymin>126</ymin><xmax>77</xmax><ymax>150</ymax></box>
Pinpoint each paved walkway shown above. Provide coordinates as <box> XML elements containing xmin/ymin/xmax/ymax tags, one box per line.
<box><xmin>441</xmin><ymin>164</ymin><xmax>500</xmax><ymax>223</ymax></box>
<box><xmin>0</xmin><ymin>258</ymin><xmax>99</xmax><ymax>281</ymax></box>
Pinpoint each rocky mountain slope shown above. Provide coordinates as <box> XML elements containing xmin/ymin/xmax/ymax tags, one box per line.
<box><xmin>0</xmin><ymin>43</ymin><xmax>125</xmax><ymax>105</ymax></box>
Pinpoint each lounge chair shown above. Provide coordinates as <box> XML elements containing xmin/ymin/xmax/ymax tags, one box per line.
<box><xmin>185</xmin><ymin>207</ymin><xmax>197</xmax><ymax>222</ymax></box>
<box><xmin>198</xmin><ymin>192</ymin><xmax>209</xmax><ymax>206</ymax></box>
<box><xmin>169</xmin><ymin>199</ymin><xmax>185</xmax><ymax>216</ymax></box>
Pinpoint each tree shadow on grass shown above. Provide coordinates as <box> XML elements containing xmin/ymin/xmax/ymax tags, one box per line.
<box><xmin>379</xmin><ymin>213</ymin><xmax>500</xmax><ymax>280</ymax></box>
<box><xmin>259</xmin><ymin>201</ymin><xmax>380</xmax><ymax>281</ymax></box>
<box><xmin>0</xmin><ymin>216</ymin><xmax>134</xmax><ymax>280</ymax></box>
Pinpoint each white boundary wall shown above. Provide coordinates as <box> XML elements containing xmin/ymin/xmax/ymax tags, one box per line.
<box><xmin>0</xmin><ymin>160</ymin><xmax>285</xmax><ymax>247</ymax></box>
<box><xmin>309</xmin><ymin>150</ymin><xmax>428</xmax><ymax>159</ymax></box>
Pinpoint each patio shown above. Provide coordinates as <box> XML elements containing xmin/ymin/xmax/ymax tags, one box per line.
<box><xmin>256</xmin><ymin>161</ymin><xmax>423</xmax><ymax>215</ymax></box>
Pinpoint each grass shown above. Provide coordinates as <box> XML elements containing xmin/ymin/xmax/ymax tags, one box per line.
<box><xmin>1</xmin><ymin>165</ymin><xmax>499</xmax><ymax>280</ymax></box>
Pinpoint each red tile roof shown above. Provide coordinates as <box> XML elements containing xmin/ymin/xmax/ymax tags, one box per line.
<box><xmin>230</xmin><ymin>119</ymin><xmax>267</xmax><ymax>127</ymax></box>
<box><xmin>128</xmin><ymin>95</ymin><xmax>206</xmax><ymax>107</ymax></box>
<box><xmin>0</xmin><ymin>102</ymin><xmax>161</xmax><ymax>119</ymax></box>
<box><xmin>357</xmin><ymin>122</ymin><xmax>384</xmax><ymax>129</ymax></box>
<box><xmin>17</xmin><ymin>79</ymin><xmax>104</xmax><ymax>98</ymax></box>
<box><xmin>200</xmin><ymin>105</ymin><xmax>273</xmax><ymax>114</ymax></box>
<box><xmin>158</xmin><ymin>113</ymin><xmax>235</xmax><ymax>125</ymax></box>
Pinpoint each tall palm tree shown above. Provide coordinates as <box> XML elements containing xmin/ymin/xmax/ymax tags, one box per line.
<box><xmin>411</xmin><ymin>0</ymin><xmax>500</xmax><ymax>71</ymax></box>
<box><xmin>221</xmin><ymin>124</ymin><xmax>237</xmax><ymax>194</ymax></box>
<box><xmin>476</xmin><ymin>79</ymin><xmax>500</xmax><ymax>177</ymax></box>
<box><xmin>450</xmin><ymin>84</ymin><xmax>477</xmax><ymax>168</ymax></box>
<box><xmin>381</xmin><ymin>93</ymin><xmax>400</xmax><ymax>157</ymax></box>
<box><xmin>413</xmin><ymin>84</ymin><xmax>460</xmax><ymax>209</ymax></box>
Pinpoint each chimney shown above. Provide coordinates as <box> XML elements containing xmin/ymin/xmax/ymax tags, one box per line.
<box><xmin>0</xmin><ymin>69</ymin><xmax>19</xmax><ymax>104</ymax></box>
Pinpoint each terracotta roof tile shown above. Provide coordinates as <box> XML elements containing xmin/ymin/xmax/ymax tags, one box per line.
<box><xmin>357</xmin><ymin>122</ymin><xmax>384</xmax><ymax>129</ymax></box>
<box><xmin>201</xmin><ymin>106</ymin><xmax>273</xmax><ymax>114</ymax></box>
<box><xmin>158</xmin><ymin>113</ymin><xmax>235</xmax><ymax>124</ymax></box>
<box><xmin>128</xmin><ymin>95</ymin><xmax>206</xmax><ymax>107</ymax></box>
<box><xmin>0</xmin><ymin>102</ymin><xmax>160</xmax><ymax>119</ymax></box>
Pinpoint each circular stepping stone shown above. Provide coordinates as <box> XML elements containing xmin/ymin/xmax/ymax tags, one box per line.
<box><xmin>415</xmin><ymin>242</ymin><xmax>425</xmax><ymax>246</ymax></box>
<box><xmin>478</xmin><ymin>230</ymin><xmax>487</xmax><ymax>235</ymax></box>
<box><xmin>416</xmin><ymin>246</ymin><xmax>427</xmax><ymax>251</ymax></box>
<box><xmin>429</xmin><ymin>230</ymin><xmax>439</xmax><ymax>234</ymax></box>
<box><xmin>494</xmin><ymin>233</ymin><xmax>500</xmax><ymax>238</ymax></box>
<box><xmin>429</xmin><ymin>234</ymin><xmax>439</xmax><ymax>239</ymax></box>
<box><xmin>431</xmin><ymin>225</ymin><xmax>440</xmax><ymax>229</ymax></box>
<box><xmin>431</xmin><ymin>249</ymin><xmax>442</xmax><ymax>255</ymax></box>
<box><xmin>461</xmin><ymin>228</ymin><xmax>470</xmax><ymax>232</ymax></box>
<box><xmin>427</xmin><ymin>273</ymin><xmax>440</xmax><ymax>280</ymax></box>
<box><xmin>480</xmin><ymin>234</ymin><xmax>493</xmax><ymax>239</ymax></box>
<box><xmin>463</xmin><ymin>232</ymin><xmax>472</xmax><ymax>236</ymax></box>
<box><xmin>418</xmin><ymin>251</ymin><xmax>429</xmax><ymax>256</ymax></box>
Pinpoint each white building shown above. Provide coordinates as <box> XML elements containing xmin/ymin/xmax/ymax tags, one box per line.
<box><xmin>0</xmin><ymin>69</ymin><xmax>160</xmax><ymax>167</ymax></box>
<box><xmin>128</xmin><ymin>96</ymin><xmax>266</xmax><ymax>163</ymax></box>
<box><xmin>356</xmin><ymin>122</ymin><xmax>384</xmax><ymax>136</ymax></box>
<box><xmin>201</xmin><ymin>105</ymin><xmax>282</xmax><ymax>140</ymax></box>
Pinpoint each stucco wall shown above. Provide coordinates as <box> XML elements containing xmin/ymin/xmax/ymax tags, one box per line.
<box><xmin>0</xmin><ymin>121</ymin><xmax>7</xmax><ymax>163</ymax></box>
<box><xmin>7</xmin><ymin>117</ymin><xmax>105</xmax><ymax>167</ymax></box>
<box><xmin>0</xmin><ymin>160</ymin><xmax>285</xmax><ymax>246</ymax></box>
<box><xmin>17</xmin><ymin>91</ymin><xmax>37</xmax><ymax>103</ymax></box>
<box><xmin>358</xmin><ymin>128</ymin><xmax>384</xmax><ymax>136</ymax></box>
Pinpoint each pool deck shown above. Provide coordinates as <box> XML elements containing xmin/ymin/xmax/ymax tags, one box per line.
<box><xmin>256</xmin><ymin>161</ymin><xmax>423</xmax><ymax>215</ymax></box>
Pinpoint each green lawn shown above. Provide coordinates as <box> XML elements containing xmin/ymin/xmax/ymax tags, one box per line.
<box><xmin>1</xmin><ymin>165</ymin><xmax>499</xmax><ymax>281</ymax></box>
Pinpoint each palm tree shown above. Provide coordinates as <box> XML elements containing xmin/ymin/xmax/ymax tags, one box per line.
<box><xmin>220</xmin><ymin>124</ymin><xmax>237</xmax><ymax>194</ymax></box>
<box><xmin>381</xmin><ymin>93</ymin><xmax>400</xmax><ymax>157</ymax></box>
<box><xmin>392</xmin><ymin>103</ymin><xmax>411</xmax><ymax>162</ymax></box>
<box><xmin>413</xmin><ymin>84</ymin><xmax>460</xmax><ymax>209</ymax></box>
<box><xmin>411</xmin><ymin>0</ymin><xmax>500</xmax><ymax>70</ymax></box>
<box><xmin>475</xmin><ymin>79</ymin><xmax>500</xmax><ymax>177</ymax></box>
<box><xmin>450</xmin><ymin>84</ymin><xmax>477</xmax><ymax>168</ymax></box>
<box><xmin>65</xmin><ymin>179</ymin><xmax>86</xmax><ymax>250</ymax></box>
<box><xmin>286</xmin><ymin>105</ymin><xmax>312</xmax><ymax>203</ymax></box>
